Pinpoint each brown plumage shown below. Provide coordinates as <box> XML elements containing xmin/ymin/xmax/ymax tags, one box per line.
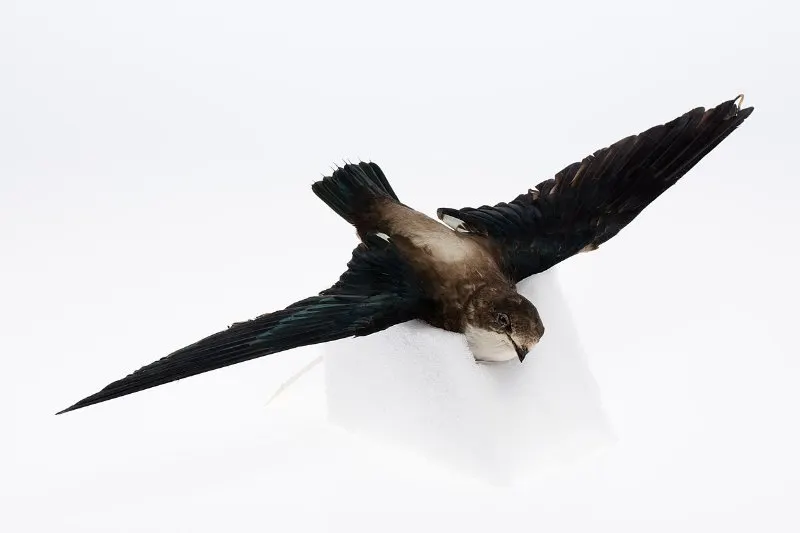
<box><xmin>58</xmin><ymin>95</ymin><xmax>753</xmax><ymax>415</ymax></box>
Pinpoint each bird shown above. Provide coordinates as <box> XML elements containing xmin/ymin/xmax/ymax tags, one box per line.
<box><xmin>57</xmin><ymin>95</ymin><xmax>754</xmax><ymax>415</ymax></box>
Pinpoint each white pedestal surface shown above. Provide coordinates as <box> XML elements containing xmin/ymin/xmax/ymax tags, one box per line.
<box><xmin>324</xmin><ymin>267</ymin><xmax>616</xmax><ymax>483</ymax></box>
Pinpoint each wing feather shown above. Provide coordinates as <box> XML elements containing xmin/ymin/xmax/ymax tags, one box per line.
<box><xmin>57</xmin><ymin>235</ymin><xmax>422</xmax><ymax>414</ymax></box>
<box><xmin>437</xmin><ymin>96</ymin><xmax>754</xmax><ymax>281</ymax></box>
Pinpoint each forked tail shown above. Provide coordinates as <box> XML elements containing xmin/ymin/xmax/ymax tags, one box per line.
<box><xmin>312</xmin><ymin>162</ymin><xmax>400</xmax><ymax>228</ymax></box>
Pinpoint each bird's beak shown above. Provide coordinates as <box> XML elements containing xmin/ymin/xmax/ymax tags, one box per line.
<box><xmin>509</xmin><ymin>337</ymin><xmax>529</xmax><ymax>362</ymax></box>
<box><xmin>515</xmin><ymin>344</ymin><xmax>529</xmax><ymax>362</ymax></box>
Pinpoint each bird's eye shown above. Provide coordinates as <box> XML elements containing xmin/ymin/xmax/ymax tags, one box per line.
<box><xmin>497</xmin><ymin>313</ymin><xmax>510</xmax><ymax>329</ymax></box>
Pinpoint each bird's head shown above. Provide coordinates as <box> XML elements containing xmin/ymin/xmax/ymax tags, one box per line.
<box><xmin>463</xmin><ymin>286</ymin><xmax>545</xmax><ymax>363</ymax></box>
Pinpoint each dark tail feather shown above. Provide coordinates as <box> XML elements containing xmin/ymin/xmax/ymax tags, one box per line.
<box><xmin>312</xmin><ymin>162</ymin><xmax>399</xmax><ymax>225</ymax></box>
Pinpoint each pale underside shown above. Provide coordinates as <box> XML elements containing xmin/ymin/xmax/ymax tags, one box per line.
<box><xmin>464</xmin><ymin>324</ymin><xmax>519</xmax><ymax>363</ymax></box>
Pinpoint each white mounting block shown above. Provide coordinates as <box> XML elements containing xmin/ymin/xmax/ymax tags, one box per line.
<box><xmin>324</xmin><ymin>267</ymin><xmax>616</xmax><ymax>484</ymax></box>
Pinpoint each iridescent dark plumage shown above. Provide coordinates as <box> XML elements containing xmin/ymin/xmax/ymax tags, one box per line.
<box><xmin>58</xmin><ymin>96</ymin><xmax>753</xmax><ymax>415</ymax></box>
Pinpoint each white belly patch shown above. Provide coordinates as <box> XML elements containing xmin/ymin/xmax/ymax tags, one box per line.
<box><xmin>412</xmin><ymin>231</ymin><xmax>475</xmax><ymax>263</ymax></box>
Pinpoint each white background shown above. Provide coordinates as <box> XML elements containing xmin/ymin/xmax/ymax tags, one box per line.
<box><xmin>3</xmin><ymin>1</ymin><xmax>799</xmax><ymax>531</ymax></box>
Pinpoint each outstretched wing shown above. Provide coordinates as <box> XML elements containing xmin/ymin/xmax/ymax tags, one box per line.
<box><xmin>437</xmin><ymin>96</ymin><xmax>754</xmax><ymax>282</ymax></box>
<box><xmin>57</xmin><ymin>235</ymin><xmax>423</xmax><ymax>414</ymax></box>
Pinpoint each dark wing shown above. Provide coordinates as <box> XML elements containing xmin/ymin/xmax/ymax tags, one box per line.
<box><xmin>57</xmin><ymin>235</ymin><xmax>423</xmax><ymax>414</ymax></box>
<box><xmin>437</xmin><ymin>95</ymin><xmax>754</xmax><ymax>282</ymax></box>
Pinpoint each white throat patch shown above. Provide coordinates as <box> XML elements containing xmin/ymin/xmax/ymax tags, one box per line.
<box><xmin>464</xmin><ymin>324</ymin><xmax>517</xmax><ymax>363</ymax></box>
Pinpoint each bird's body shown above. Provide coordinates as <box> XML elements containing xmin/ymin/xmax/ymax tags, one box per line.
<box><xmin>366</xmin><ymin>201</ymin><xmax>504</xmax><ymax>330</ymax></box>
<box><xmin>311</xmin><ymin>162</ymin><xmax>545</xmax><ymax>361</ymax></box>
<box><xmin>58</xmin><ymin>95</ymin><xmax>754</xmax><ymax>415</ymax></box>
